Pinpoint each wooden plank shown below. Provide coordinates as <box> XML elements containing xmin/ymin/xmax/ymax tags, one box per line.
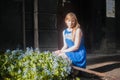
<box><xmin>72</xmin><ymin>66</ymin><xmax>106</xmax><ymax>77</ymax></box>
<box><xmin>87</xmin><ymin>61</ymin><xmax>120</xmax><ymax>69</ymax></box>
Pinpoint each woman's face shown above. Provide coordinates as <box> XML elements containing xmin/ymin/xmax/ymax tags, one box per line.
<box><xmin>65</xmin><ymin>17</ymin><xmax>75</xmax><ymax>28</ymax></box>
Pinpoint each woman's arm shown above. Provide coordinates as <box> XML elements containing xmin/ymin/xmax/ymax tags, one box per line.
<box><xmin>54</xmin><ymin>30</ymin><xmax>67</xmax><ymax>54</ymax></box>
<box><xmin>61</xmin><ymin>28</ymin><xmax>82</xmax><ymax>53</ymax></box>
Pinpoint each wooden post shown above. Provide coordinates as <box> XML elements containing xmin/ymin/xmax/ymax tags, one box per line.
<box><xmin>23</xmin><ymin>0</ymin><xmax>26</xmax><ymax>50</ymax></box>
<box><xmin>34</xmin><ymin>0</ymin><xmax>39</xmax><ymax>48</ymax></box>
<box><xmin>72</xmin><ymin>66</ymin><xmax>106</xmax><ymax>77</ymax></box>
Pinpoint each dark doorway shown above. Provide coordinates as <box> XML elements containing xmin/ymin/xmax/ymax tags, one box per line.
<box><xmin>57</xmin><ymin>0</ymin><xmax>92</xmax><ymax>51</ymax></box>
<box><xmin>0</xmin><ymin>0</ymin><xmax>23</xmax><ymax>51</ymax></box>
<box><xmin>57</xmin><ymin>0</ymin><xmax>106</xmax><ymax>53</ymax></box>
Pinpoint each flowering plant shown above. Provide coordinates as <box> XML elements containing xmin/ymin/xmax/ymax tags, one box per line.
<box><xmin>0</xmin><ymin>48</ymin><xmax>71</xmax><ymax>80</ymax></box>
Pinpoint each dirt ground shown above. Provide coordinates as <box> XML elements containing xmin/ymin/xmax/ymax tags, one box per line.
<box><xmin>74</xmin><ymin>53</ymin><xmax>120</xmax><ymax>80</ymax></box>
<box><xmin>79</xmin><ymin>68</ymin><xmax>120</xmax><ymax>80</ymax></box>
<box><xmin>104</xmin><ymin>67</ymin><xmax>120</xmax><ymax>80</ymax></box>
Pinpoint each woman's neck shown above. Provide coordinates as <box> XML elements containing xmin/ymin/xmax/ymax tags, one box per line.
<box><xmin>67</xmin><ymin>28</ymin><xmax>73</xmax><ymax>31</ymax></box>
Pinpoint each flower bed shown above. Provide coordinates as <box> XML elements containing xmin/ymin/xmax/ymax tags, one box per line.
<box><xmin>0</xmin><ymin>48</ymin><xmax>72</xmax><ymax>80</ymax></box>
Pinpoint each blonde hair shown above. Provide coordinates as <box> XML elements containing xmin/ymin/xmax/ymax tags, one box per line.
<box><xmin>65</xmin><ymin>12</ymin><xmax>80</xmax><ymax>41</ymax></box>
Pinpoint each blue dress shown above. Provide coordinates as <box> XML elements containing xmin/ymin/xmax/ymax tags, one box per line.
<box><xmin>64</xmin><ymin>29</ymin><xmax>86</xmax><ymax>68</ymax></box>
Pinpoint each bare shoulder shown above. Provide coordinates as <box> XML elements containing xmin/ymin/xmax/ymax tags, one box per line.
<box><xmin>75</xmin><ymin>28</ymin><xmax>83</xmax><ymax>37</ymax></box>
<box><xmin>62</xmin><ymin>29</ymin><xmax>66</xmax><ymax>34</ymax></box>
<box><xmin>76</xmin><ymin>28</ymin><xmax>82</xmax><ymax>33</ymax></box>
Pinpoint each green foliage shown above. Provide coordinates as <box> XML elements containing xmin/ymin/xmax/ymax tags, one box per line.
<box><xmin>0</xmin><ymin>48</ymin><xmax>71</xmax><ymax>80</ymax></box>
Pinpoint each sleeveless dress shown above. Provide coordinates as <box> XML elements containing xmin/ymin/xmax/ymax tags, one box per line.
<box><xmin>64</xmin><ymin>29</ymin><xmax>86</xmax><ymax>68</ymax></box>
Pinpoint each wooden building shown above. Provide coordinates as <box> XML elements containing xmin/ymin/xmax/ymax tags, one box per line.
<box><xmin>0</xmin><ymin>0</ymin><xmax>120</xmax><ymax>54</ymax></box>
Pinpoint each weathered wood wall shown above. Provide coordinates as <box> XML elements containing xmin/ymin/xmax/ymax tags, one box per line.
<box><xmin>0</xmin><ymin>0</ymin><xmax>120</xmax><ymax>53</ymax></box>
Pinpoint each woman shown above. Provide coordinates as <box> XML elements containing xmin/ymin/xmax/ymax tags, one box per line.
<box><xmin>55</xmin><ymin>12</ymin><xmax>86</xmax><ymax>68</ymax></box>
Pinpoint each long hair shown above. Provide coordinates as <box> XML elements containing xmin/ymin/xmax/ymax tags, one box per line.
<box><xmin>65</xmin><ymin>12</ymin><xmax>80</xmax><ymax>41</ymax></box>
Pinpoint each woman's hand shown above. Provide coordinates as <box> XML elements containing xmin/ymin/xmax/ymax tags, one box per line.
<box><xmin>53</xmin><ymin>50</ymin><xmax>65</xmax><ymax>57</ymax></box>
<box><xmin>53</xmin><ymin>50</ymin><xmax>61</xmax><ymax>54</ymax></box>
